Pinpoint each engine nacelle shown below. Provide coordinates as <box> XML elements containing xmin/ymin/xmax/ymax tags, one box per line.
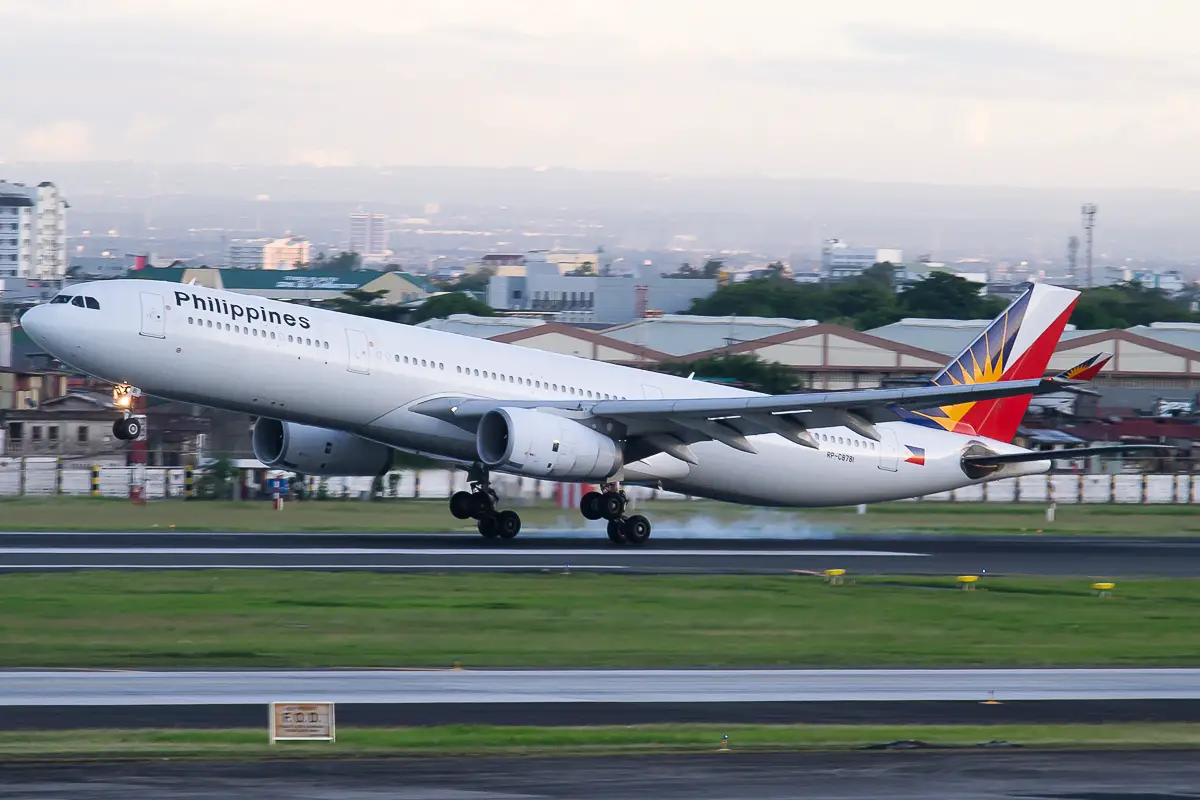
<box><xmin>251</xmin><ymin>418</ymin><xmax>393</xmax><ymax>476</ymax></box>
<box><xmin>476</xmin><ymin>407</ymin><xmax>621</xmax><ymax>480</ymax></box>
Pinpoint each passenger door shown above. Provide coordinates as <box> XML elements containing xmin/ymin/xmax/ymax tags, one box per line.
<box><xmin>139</xmin><ymin>292</ymin><xmax>165</xmax><ymax>338</ymax></box>
<box><xmin>878</xmin><ymin>427</ymin><xmax>899</xmax><ymax>472</ymax></box>
<box><xmin>346</xmin><ymin>328</ymin><xmax>370</xmax><ymax>374</ymax></box>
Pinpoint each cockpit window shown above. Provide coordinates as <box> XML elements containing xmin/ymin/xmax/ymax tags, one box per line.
<box><xmin>85</xmin><ymin>297</ymin><xmax>100</xmax><ymax>310</ymax></box>
<box><xmin>51</xmin><ymin>295</ymin><xmax>72</xmax><ymax>304</ymax></box>
<box><xmin>71</xmin><ymin>296</ymin><xmax>85</xmax><ymax>308</ymax></box>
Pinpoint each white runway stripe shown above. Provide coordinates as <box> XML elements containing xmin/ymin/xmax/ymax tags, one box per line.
<box><xmin>0</xmin><ymin>547</ymin><xmax>928</xmax><ymax>557</ymax></box>
<box><xmin>0</xmin><ymin>564</ymin><xmax>632</xmax><ymax>570</ymax></box>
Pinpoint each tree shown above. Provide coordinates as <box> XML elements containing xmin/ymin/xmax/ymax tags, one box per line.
<box><xmin>860</xmin><ymin>261</ymin><xmax>896</xmax><ymax>289</ymax></box>
<box><xmin>666</xmin><ymin>262</ymin><xmax>703</xmax><ymax>279</ymax></box>
<box><xmin>324</xmin><ymin>252</ymin><xmax>362</xmax><ymax>271</ymax></box>
<box><xmin>409</xmin><ymin>292</ymin><xmax>495</xmax><ymax>324</ymax></box>
<box><xmin>1070</xmin><ymin>281</ymin><xmax>1198</xmax><ymax>329</ymax></box>
<box><xmin>569</xmin><ymin>261</ymin><xmax>595</xmax><ymax>276</ymax></box>
<box><xmin>702</xmin><ymin>259</ymin><xmax>725</xmax><ymax>279</ymax></box>
<box><xmin>764</xmin><ymin>261</ymin><xmax>788</xmax><ymax>280</ymax></box>
<box><xmin>322</xmin><ymin>288</ymin><xmax>405</xmax><ymax>323</ymax></box>
<box><xmin>439</xmin><ymin>268</ymin><xmax>494</xmax><ymax>293</ymax></box>
<box><xmin>899</xmin><ymin>273</ymin><xmax>1004</xmax><ymax>319</ymax></box>
<box><xmin>657</xmin><ymin>354</ymin><xmax>802</xmax><ymax>395</ymax></box>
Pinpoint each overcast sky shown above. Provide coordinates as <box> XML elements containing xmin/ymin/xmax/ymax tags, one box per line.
<box><xmin>2</xmin><ymin>0</ymin><xmax>1198</xmax><ymax>188</ymax></box>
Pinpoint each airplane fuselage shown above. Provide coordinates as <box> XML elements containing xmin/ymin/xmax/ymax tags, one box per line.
<box><xmin>22</xmin><ymin>280</ymin><xmax>1046</xmax><ymax>507</ymax></box>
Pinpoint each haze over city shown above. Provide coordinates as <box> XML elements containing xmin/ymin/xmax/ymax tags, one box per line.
<box><xmin>5</xmin><ymin>0</ymin><xmax>1200</xmax><ymax>189</ymax></box>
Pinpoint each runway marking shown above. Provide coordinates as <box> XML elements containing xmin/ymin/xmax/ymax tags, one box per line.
<box><xmin>0</xmin><ymin>564</ymin><xmax>634</xmax><ymax>570</ymax></box>
<box><xmin>0</xmin><ymin>548</ymin><xmax>928</xmax><ymax>557</ymax></box>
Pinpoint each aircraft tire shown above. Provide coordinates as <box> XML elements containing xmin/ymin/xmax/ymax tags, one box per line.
<box><xmin>497</xmin><ymin>509</ymin><xmax>522</xmax><ymax>539</ymax></box>
<box><xmin>606</xmin><ymin>519</ymin><xmax>626</xmax><ymax>544</ymax></box>
<box><xmin>449</xmin><ymin>491</ymin><xmax>474</xmax><ymax>520</ymax></box>
<box><xmin>624</xmin><ymin>514</ymin><xmax>651</xmax><ymax>545</ymax></box>
<box><xmin>580</xmin><ymin>491</ymin><xmax>603</xmax><ymax>520</ymax></box>
<box><xmin>477</xmin><ymin>514</ymin><xmax>500</xmax><ymax>539</ymax></box>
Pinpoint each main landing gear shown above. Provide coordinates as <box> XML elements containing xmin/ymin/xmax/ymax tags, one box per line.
<box><xmin>449</xmin><ymin>465</ymin><xmax>521</xmax><ymax>540</ymax></box>
<box><xmin>580</xmin><ymin>483</ymin><xmax>651</xmax><ymax>546</ymax></box>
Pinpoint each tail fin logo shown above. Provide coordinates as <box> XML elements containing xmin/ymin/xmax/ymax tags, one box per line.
<box><xmin>898</xmin><ymin>289</ymin><xmax>1032</xmax><ymax>434</ymax></box>
<box><xmin>894</xmin><ymin>283</ymin><xmax>1079</xmax><ymax>442</ymax></box>
<box><xmin>1056</xmin><ymin>353</ymin><xmax>1112</xmax><ymax>382</ymax></box>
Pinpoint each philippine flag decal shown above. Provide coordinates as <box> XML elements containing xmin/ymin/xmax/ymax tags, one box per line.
<box><xmin>904</xmin><ymin>446</ymin><xmax>927</xmax><ymax>466</ymax></box>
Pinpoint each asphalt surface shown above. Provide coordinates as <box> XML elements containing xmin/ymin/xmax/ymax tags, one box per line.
<box><xmin>4</xmin><ymin>531</ymin><xmax>1200</xmax><ymax>575</ymax></box>
<box><xmin>4</xmin><ymin>752</ymin><xmax>1200</xmax><ymax>799</ymax></box>
<box><xmin>5</xmin><ymin>668</ymin><xmax>1200</xmax><ymax>705</ymax></box>
<box><xmin>5</xmin><ymin>699</ymin><xmax>1200</xmax><ymax>729</ymax></box>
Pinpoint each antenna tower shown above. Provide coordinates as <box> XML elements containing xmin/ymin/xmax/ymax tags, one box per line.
<box><xmin>1081</xmin><ymin>204</ymin><xmax>1097</xmax><ymax>288</ymax></box>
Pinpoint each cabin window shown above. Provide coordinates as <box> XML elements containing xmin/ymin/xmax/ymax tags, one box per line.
<box><xmin>324</xmin><ymin>341</ymin><xmax>329</xmax><ymax>349</ymax></box>
<box><xmin>253</xmin><ymin>329</ymin><xmax>258</xmax><ymax>336</ymax></box>
<box><xmin>270</xmin><ymin>332</ymin><xmax>276</xmax><ymax>340</ymax></box>
<box><xmin>456</xmin><ymin>366</ymin><xmax>462</xmax><ymax>373</ymax></box>
<box><xmin>225</xmin><ymin>323</ymin><xmax>230</xmax><ymax>331</ymax></box>
<box><xmin>188</xmin><ymin>317</ymin><xmax>194</xmax><ymax>324</ymax></box>
<box><xmin>288</xmin><ymin>335</ymin><xmax>293</xmax><ymax>342</ymax></box>
<box><xmin>85</xmin><ymin>297</ymin><xmax>100</xmax><ymax>310</ymax></box>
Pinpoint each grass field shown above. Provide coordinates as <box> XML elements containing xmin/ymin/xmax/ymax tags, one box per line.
<box><xmin>1</xmin><ymin>571</ymin><xmax>1197</xmax><ymax>668</ymax></box>
<box><xmin>3</xmin><ymin>724</ymin><xmax>1199</xmax><ymax>759</ymax></box>
<box><xmin>0</xmin><ymin>496</ymin><xmax>1198</xmax><ymax>535</ymax></box>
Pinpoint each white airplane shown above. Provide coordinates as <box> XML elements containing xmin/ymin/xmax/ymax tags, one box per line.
<box><xmin>20</xmin><ymin>279</ymin><xmax>1164</xmax><ymax>544</ymax></box>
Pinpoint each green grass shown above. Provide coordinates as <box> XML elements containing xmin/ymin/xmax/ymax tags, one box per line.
<box><xmin>1</xmin><ymin>571</ymin><xmax>1198</xmax><ymax>668</ymax></box>
<box><xmin>0</xmin><ymin>496</ymin><xmax>1198</xmax><ymax>535</ymax></box>
<box><xmin>3</xmin><ymin>724</ymin><xmax>1200</xmax><ymax>760</ymax></box>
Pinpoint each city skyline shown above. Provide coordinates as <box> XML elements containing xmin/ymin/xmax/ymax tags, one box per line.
<box><xmin>3</xmin><ymin>1</ymin><xmax>1200</xmax><ymax>189</ymax></box>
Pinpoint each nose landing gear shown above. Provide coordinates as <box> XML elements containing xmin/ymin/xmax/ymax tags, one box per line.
<box><xmin>583</xmin><ymin>483</ymin><xmax>651</xmax><ymax>546</ymax></box>
<box><xmin>449</xmin><ymin>464</ymin><xmax>521</xmax><ymax>540</ymax></box>
<box><xmin>111</xmin><ymin>384</ymin><xmax>144</xmax><ymax>441</ymax></box>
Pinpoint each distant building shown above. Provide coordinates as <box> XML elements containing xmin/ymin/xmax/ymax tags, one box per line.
<box><xmin>821</xmin><ymin>239</ymin><xmax>903</xmax><ymax>280</ymax></box>
<box><xmin>130</xmin><ymin>267</ymin><xmax>433</xmax><ymax>305</ymax></box>
<box><xmin>228</xmin><ymin>239</ymin><xmax>268</xmax><ymax>269</ymax></box>
<box><xmin>261</xmin><ymin>237</ymin><xmax>310</xmax><ymax>270</ymax></box>
<box><xmin>348</xmin><ymin>213</ymin><xmax>388</xmax><ymax>259</ymax></box>
<box><xmin>487</xmin><ymin>260</ymin><xmax>717</xmax><ymax>325</ymax></box>
<box><xmin>0</xmin><ymin>180</ymin><xmax>68</xmax><ymax>280</ymax></box>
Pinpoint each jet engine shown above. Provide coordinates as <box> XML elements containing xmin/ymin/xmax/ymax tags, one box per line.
<box><xmin>476</xmin><ymin>407</ymin><xmax>621</xmax><ymax>480</ymax></box>
<box><xmin>251</xmin><ymin>418</ymin><xmax>394</xmax><ymax>476</ymax></box>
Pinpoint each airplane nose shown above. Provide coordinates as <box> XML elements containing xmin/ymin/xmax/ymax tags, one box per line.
<box><xmin>19</xmin><ymin>304</ymin><xmax>52</xmax><ymax>348</ymax></box>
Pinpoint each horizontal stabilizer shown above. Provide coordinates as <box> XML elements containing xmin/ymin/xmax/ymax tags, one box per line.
<box><xmin>963</xmin><ymin>444</ymin><xmax>1176</xmax><ymax>467</ymax></box>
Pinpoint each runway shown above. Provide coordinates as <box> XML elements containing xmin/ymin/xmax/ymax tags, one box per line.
<box><xmin>5</xmin><ymin>752</ymin><xmax>1200</xmax><ymax>800</ymax></box>
<box><xmin>4</xmin><ymin>668</ymin><xmax>1200</xmax><ymax>730</ymax></box>
<box><xmin>3</xmin><ymin>531</ymin><xmax>1200</xmax><ymax>575</ymax></box>
<box><xmin>5</xmin><ymin>668</ymin><xmax>1200</xmax><ymax>705</ymax></box>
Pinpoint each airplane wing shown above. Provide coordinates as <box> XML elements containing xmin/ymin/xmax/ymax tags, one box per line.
<box><xmin>963</xmin><ymin>444</ymin><xmax>1176</xmax><ymax>467</ymax></box>
<box><xmin>412</xmin><ymin>377</ymin><xmax>1082</xmax><ymax>457</ymax></box>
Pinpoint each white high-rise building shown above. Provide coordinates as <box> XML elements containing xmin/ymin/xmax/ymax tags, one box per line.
<box><xmin>0</xmin><ymin>180</ymin><xmax>68</xmax><ymax>280</ymax></box>
<box><xmin>348</xmin><ymin>213</ymin><xmax>388</xmax><ymax>259</ymax></box>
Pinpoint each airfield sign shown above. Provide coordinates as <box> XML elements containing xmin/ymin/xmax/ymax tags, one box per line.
<box><xmin>269</xmin><ymin>702</ymin><xmax>336</xmax><ymax>743</ymax></box>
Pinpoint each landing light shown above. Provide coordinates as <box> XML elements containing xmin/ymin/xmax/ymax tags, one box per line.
<box><xmin>116</xmin><ymin>395</ymin><xmax>132</xmax><ymax>408</ymax></box>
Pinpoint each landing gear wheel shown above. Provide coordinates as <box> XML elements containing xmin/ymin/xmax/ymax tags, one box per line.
<box><xmin>497</xmin><ymin>509</ymin><xmax>522</xmax><ymax>539</ymax></box>
<box><xmin>623</xmin><ymin>514</ymin><xmax>651</xmax><ymax>545</ymax></box>
<box><xmin>599</xmin><ymin>492</ymin><xmax>626</xmax><ymax>520</ymax></box>
<box><xmin>477</xmin><ymin>514</ymin><xmax>500</xmax><ymax>539</ymax></box>
<box><xmin>580</xmin><ymin>491</ymin><xmax>603</xmax><ymax>521</ymax></box>
<box><xmin>607</xmin><ymin>519</ymin><xmax>626</xmax><ymax>544</ymax></box>
<box><xmin>113</xmin><ymin>417</ymin><xmax>142</xmax><ymax>441</ymax></box>
<box><xmin>449</xmin><ymin>491</ymin><xmax>474</xmax><ymax>520</ymax></box>
<box><xmin>468</xmin><ymin>492</ymin><xmax>495</xmax><ymax>520</ymax></box>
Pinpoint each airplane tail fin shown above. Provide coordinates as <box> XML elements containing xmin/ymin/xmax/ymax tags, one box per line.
<box><xmin>1055</xmin><ymin>352</ymin><xmax>1112</xmax><ymax>382</ymax></box>
<box><xmin>895</xmin><ymin>283</ymin><xmax>1080</xmax><ymax>443</ymax></box>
